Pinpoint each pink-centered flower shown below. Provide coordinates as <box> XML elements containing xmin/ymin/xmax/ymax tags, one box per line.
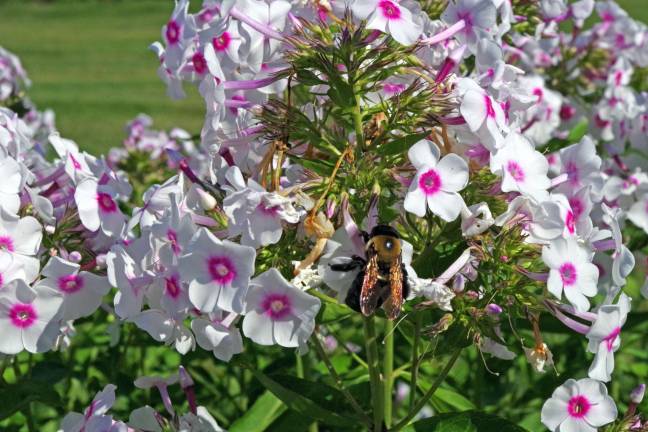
<box><xmin>59</xmin><ymin>384</ymin><xmax>120</xmax><ymax>432</ymax></box>
<box><xmin>543</xmin><ymin>237</ymin><xmax>599</xmax><ymax>312</ymax></box>
<box><xmin>404</xmin><ymin>139</ymin><xmax>469</xmax><ymax>221</ymax></box>
<box><xmin>351</xmin><ymin>0</ymin><xmax>423</xmax><ymax>45</ymax></box>
<box><xmin>242</xmin><ymin>268</ymin><xmax>320</xmax><ymax>347</ymax></box>
<box><xmin>490</xmin><ymin>133</ymin><xmax>551</xmax><ymax>201</ymax></box>
<box><xmin>107</xmin><ymin>233</ymin><xmax>156</xmax><ymax>319</ymax></box>
<box><xmin>161</xmin><ymin>0</ymin><xmax>195</xmax><ymax>70</ymax></box>
<box><xmin>75</xmin><ymin>177</ymin><xmax>126</xmax><ymax>237</ymax></box>
<box><xmin>586</xmin><ymin>293</ymin><xmax>631</xmax><ymax>382</ymax></box>
<box><xmin>441</xmin><ymin>0</ymin><xmax>497</xmax><ymax>49</ymax></box>
<box><xmin>179</xmin><ymin>228</ymin><xmax>256</xmax><ymax>314</ymax></box>
<box><xmin>559</xmin><ymin>137</ymin><xmax>604</xmax><ymax>200</ymax></box>
<box><xmin>36</xmin><ymin>257</ymin><xmax>110</xmax><ymax>321</ymax></box>
<box><xmin>541</xmin><ymin>378</ymin><xmax>617</xmax><ymax>432</ymax></box>
<box><xmin>223</xmin><ymin>167</ymin><xmax>301</xmax><ymax>248</ymax></box>
<box><xmin>130</xmin><ymin>308</ymin><xmax>195</xmax><ymax>355</ymax></box>
<box><xmin>192</xmin><ymin>310</ymin><xmax>243</xmax><ymax>362</ymax></box>
<box><xmin>0</xmin><ymin>152</ymin><xmax>22</xmax><ymax>215</ymax></box>
<box><xmin>457</xmin><ymin>78</ymin><xmax>507</xmax><ymax>150</ymax></box>
<box><xmin>0</xmin><ymin>210</ymin><xmax>42</xmax><ymax>284</ymax></box>
<box><xmin>627</xmin><ymin>194</ymin><xmax>648</xmax><ymax>234</ymax></box>
<box><xmin>0</xmin><ymin>279</ymin><xmax>63</xmax><ymax>354</ymax></box>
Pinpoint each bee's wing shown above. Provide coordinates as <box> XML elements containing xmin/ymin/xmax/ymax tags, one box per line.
<box><xmin>383</xmin><ymin>255</ymin><xmax>404</xmax><ymax>320</ymax></box>
<box><xmin>359</xmin><ymin>250</ymin><xmax>380</xmax><ymax>316</ymax></box>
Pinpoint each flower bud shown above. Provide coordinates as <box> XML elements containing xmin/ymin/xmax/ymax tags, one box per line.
<box><xmin>95</xmin><ymin>253</ymin><xmax>108</xmax><ymax>269</ymax></box>
<box><xmin>486</xmin><ymin>303</ymin><xmax>503</xmax><ymax>315</ymax></box>
<box><xmin>325</xmin><ymin>197</ymin><xmax>337</xmax><ymax>219</ymax></box>
<box><xmin>68</xmin><ymin>251</ymin><xmax>83</xmax><ymax>263</ymax></box>
<box><xmin>178</xmin><ymin>365</ymin><xmax>194</xmax><ymax>389</ymax></box>
<box><xmin>195</xmin><ymin>187</ymin><xmax>217</xmax><ymax>210</ymax></box>
<box><xmin>45</xmin><ymin>225</ymin><xmax>56</xmax><ymax>235</ymax></box>
<box><xmin>631</xmin><ymin>384</ymin><xmax>645</xmax><ymax>404</ymax></box>
<box><xmin>452</xmin><ymin>274</ymin><xmax>466</xmax><ymax>293</ymax></box>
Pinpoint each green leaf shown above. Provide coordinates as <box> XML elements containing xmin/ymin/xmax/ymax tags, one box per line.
<box><xmin>249</xmin><ymin>372</ymin><xmax>364</xmax><ymax>427</ymax></box>
<box><xmin>229</xmin><ymin>390</ymin><xmax>286</xmax><ymax>432</ymax></box>
<box><xmin>326</xmin><ymin>78</ymin><xmax>355</xmax><ymax>108</ymax></box>
<box><xmin>399</xmin><ymin>372</ymin><xmax>475</xmax><ymax>412</ymax></box>
<box><xmin>0</xmin><ymin>380</ymin><xmax>61</xmax><ymax>420</ymax></box>
<box><xmin>299</xmin><ymin>158</ymin><xmax>335</xmax><ymax>176</ymax></box>
<box><xmin>309</xmin><ymin>290</ymin><xmax>353</xmax><ymax>324</ymax></box>
<box><xmin>267</xmin><ymin>410</ymin><xmax>317</xmax><ymax>432</ymax></box>
<box><xmin>381</xmin><ymin>132</ymin><xmax>429</xmax><ymax>156</ymax></box>
<box><xmin>319</xmin><ymin>301</ymin><xmax>353</xmax><ymax>324</ymax></box>
<box><xmin>402</xmin><ymin>411</ymin><xmax>528</xmax><ymax>432</ymax></box>
<box><xmin>566</xmin><ymin>118</ymin><xmax>588</xmax><ymax>143</ymax></box>
<box><xmin>432</xmin><ymin>388</ymin><xmax>476</xmax><ymax>412</ymax></box>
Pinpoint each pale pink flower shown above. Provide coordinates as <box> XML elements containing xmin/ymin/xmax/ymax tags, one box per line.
<box><xmin>0</xmin><ymin>209</ymin><xmax>42</xmax><ymax>283</ymax></box>
<box><xmin>59</xmin><ymin>384</ymin><xmax>119</xmax><ymax>432</ymax></box>
<box><xmin>75</xmin><ymin>177</ymin><xmax>126</xmax><ymax>237</ymax></box>
<box><xmin>457</xmin><ymin>78</ymin><xmax>507</xmax><ymax>150</ymax></box>
<box><xmin>0</xmin><ymin>279</ymin><xmax>62</xmax><ymax>354</ymax></box>
<box><xmin>404</xmin><ymin>139</ymin><xmax>469</xmax><ymax>221</ymax></box>
<box><xmin>242</xmin><ymin>268</ymin><xmax>320</xmax><ymax>347</ymax></box>
<box><xmin>541</xmin><ymin>378</ymin><xmax>617</xmax><ymax>432</ymax></box>
<box><xmin>179</xmin><ymin>228</ymin><xmax>256</xmax><ymax>314</ymax></box>
<box><xmin>586</xmin><ymin>293</ymin><xmax>631</xmax><ymax>382</ymax></box>
<box><xmin>490</xmin><ymin>132</ymin><xmax>551</xmax><ymax>201</ymax></box>
<box><xmin>542</xmin><ymin>237</ymin><xmax>599</xmax><ymax>312</ymax></box>
<box><xmin>351</xmin><ymin>0</ymin><xmax>423</xmax><ymax>45</ymax></box>
<box><xmin>192</xmin><ymin>310</ymin><xmax>243</xmax><ymax>361</ymax></box>
<box><xmin>36</xmin><ymin>257</ymin><xmax>111</xmax><ymax>321</ymax></box>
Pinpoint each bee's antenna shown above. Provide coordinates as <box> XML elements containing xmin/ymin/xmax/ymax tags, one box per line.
<box><xmin>381</xmin><ymin>312</ymin><xmax>409</xmax><ymax>344</ymax></box>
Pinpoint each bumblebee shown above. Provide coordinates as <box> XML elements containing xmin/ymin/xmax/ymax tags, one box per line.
<box><xmin>329</xmin><ymin>225</ymin><xmax>409</xmax><ymax>320</ymax></box>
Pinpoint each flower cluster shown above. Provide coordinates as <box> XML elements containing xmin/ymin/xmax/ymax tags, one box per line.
<box><xmin>59</xmin><ymin>366</ymin><xmax>224</xmax><ymax>432</ymax></box>
<box><xmin>0</xmin><ymin>45</ymin><xmax>30</xmax><ymax>104</ymax></box>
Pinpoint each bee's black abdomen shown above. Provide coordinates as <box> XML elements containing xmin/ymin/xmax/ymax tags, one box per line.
<box><xmin>401</xmin><ymin>264</ymin><xmax>410</xmax><ymax>300</ymax></box>
<box><xmin>344</xmin><ymin>271</ymin><xmax>364</xmax><ymax>312</ymax></box>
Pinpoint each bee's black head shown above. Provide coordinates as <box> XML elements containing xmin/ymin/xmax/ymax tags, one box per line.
<box><xmin>369</xmin><ymin>224</ymin><xmax>400</xmax><ymax>239</ymax></box>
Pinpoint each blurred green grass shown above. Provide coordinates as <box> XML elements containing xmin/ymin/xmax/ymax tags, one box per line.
<box><xmin>0</xmin><ymin>0</ymin><xmax>645</xmax><ymax>154</ymax></box>
<box><xmin>0</xmin><ymin>0</ymin><xmax>204</xmax><ymax>154</ymax></box>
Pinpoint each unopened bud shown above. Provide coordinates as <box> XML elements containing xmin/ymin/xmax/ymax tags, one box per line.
<box><xmin>452</xmin><ymin>274</ymin><xmax>466</xmax><ymax>293</ymax></box>
<box><xmin>195</xmin><ymin>187</ymin><xmax>217</xmax><ymax>210</ymax></box>
<box><xmin>95</xmin><ymin>254</ymin><xmax>108</xmax><ymax>269</ymax></box>
<box><xmin>631</xmin><ymin>384</ymin><xmax>645</xmax><ymax>404</ymax></box>
<box><xmin>318</xmin><ymin>0</ymin><xmax>332</xmax><ymax>12</ymax></box>
<box><xmin>68</xmin><ymin>251</ymin><xmax>83</xmax><ymax>263</ymax></box>
<box><xmin>325</xmin><ymin>198</ymin><xmax>337</xmax><ymax>219</ymax></box>
<box><xmin>486</xmin><ymin>303</ymin><xmax>503</xmax><ymax>315</ymax></box>
<box><xmin>465</xmin><ymin>290</ymin><xmax>479</xmax><ymax>300</ymax></box>
<box><xmin>45</xmin><ymin>225</ymin><xmax>56</xmax><ymax>235</ymax></box>
<box><xmin>178</xmin><ymin>365</ymin><xmax>194</xmax><ymax>389</ymax></box>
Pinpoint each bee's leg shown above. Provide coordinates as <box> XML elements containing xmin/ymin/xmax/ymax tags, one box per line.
<box><xmin>329</xmin><ymin>255</ymin><xmax>366</xmax><ymax>272</ymax></box>
<box><xmin>402</xmin><ymin>264</ymin><xmax>410</xmax><ymax>300</ymax></box>
<box><xmin>344</xmin><ymin>271</ymin><xmax>364</xmax><ymax>312</ymax></box>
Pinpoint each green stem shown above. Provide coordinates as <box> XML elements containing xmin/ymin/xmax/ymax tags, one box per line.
<box><xmin>383</xmin><ymin>320</ymin><xmax>394</xmax><ymax>428</ymax></box>
<box><xmin>311</xmin><ymin>335</ymin><xmax>372</xmax><ymax>428</ymax></box>
<box><xmin>409</xmin><ymin>312</ymin><xmax>422</xmax><ymax>412</ymax></box>
<box><xmin>25</xmin><ymin>403</ymin><xmax>36</xmax><ymax>432</ymax></box>
<box><xmin>296</xmin><ymin>352</ymin><xmax>319</xmax><ymax>432</ymax></box>
<box><xmin>391</xmin><ymin>349</ymin><xmax>463</xmax><ymax>431</ymax></box>
<box><xmin>352</xmin><ymin>88</ymin><xmax>366</xmax><ymax>152</ymax></box>
<box><xmin>363</xmin><ymin>316</ymin><xmax>384</xmax><ymax>431</ymax></box>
